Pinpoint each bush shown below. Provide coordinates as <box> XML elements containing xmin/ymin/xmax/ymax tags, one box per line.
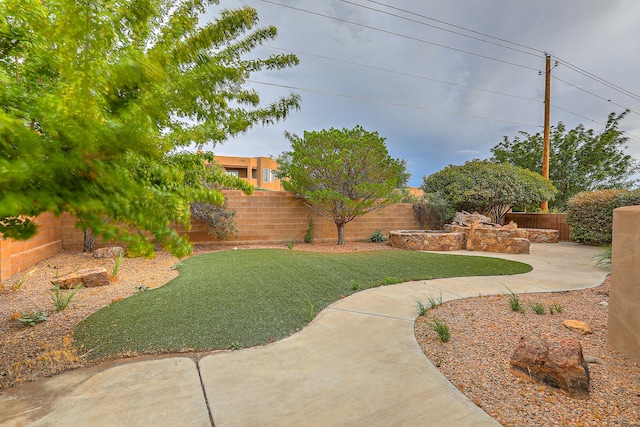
<box><xmin>368</xmin><ymin>230</ymin><xmax>387</xmax><ymax>243</ymax></box>
<box><xmin>566</xmin><ymin>189</ymin><xmax>640</xmax><ymax>245</ymax></box>
<box><xmin>413</xmin><ymin>192</ymin><xmax>455</xmax><ymax>229</ymax></box>
<box><xmin>190</xmin><ymin>201</ymin><xmax>237</xmax><ymax>241</ymax></box>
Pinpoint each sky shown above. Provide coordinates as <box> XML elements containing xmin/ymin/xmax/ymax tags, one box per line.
<box><xmin>201</xmin><ymin>0</ymin><xmax>640</xmax><ymax>186</ymax></box>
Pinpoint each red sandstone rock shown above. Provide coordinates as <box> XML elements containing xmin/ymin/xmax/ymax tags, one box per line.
<box><xmin>510</xmin><ymin>335</ymin><xmax>590</xmax><ymax>398</ymax></box>
<box><xmin>52</xmin><ymin>267</ymin><xmax>111</xmax><ymax>289</ymax></box>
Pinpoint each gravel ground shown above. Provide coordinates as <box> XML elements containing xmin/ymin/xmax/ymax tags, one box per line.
<box><xmin>415</xmin><ymin>277</ymin><xmax>640</xmax><ymax>427</ymax></box>
<box><xmin>2</xmin><ymin>243</ymin><xmax>638</xmax><ymax>427</ymax></box>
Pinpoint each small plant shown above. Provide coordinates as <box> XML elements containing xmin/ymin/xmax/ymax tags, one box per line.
<box><xmin>18</xmin><ymin>311</ymin><xmax>49</xmax><ymax>326</ymax></box>
<box><xmin>285</xmin><ymin>237</ymin><xmax>295</xmax><ymax>250</ymax></box>
<box><xmin>529</xmin><ymin>302</ymin><xmax>546</xmax><ymax>315</ymax></box>
<box><xmin>304</xmin><ymin>219</ymin><xmax>314</xmax><ymax>244</ymax></box>
<box><xmin>368</xmin><ymin>230</ymin><xmax>387</xmax><ymax>243</ymax></box>
<box><xmin>433</xmin><ymin>349</ymin><xmax>444</xmax><ymax>367</ymax></box>
<box><xmin>303</xmin><ymin>298</ymin><xmax>316</xmax><ymax>322</ymax></box>
<box><xmin>134</xmin><ymin>285</ymin><xmax>150</xmax><ymax>294</ymax></box>
<box><xmin>427</xmin><ymin>292</ymin><xmax>443</xmax><ymax>309</ymax></box>
<box><xmin>429</xmin><ymin>318</ymin><xmax>451</xmax><ymax>342</ymax></box>
<box><xmin>51</xmin><ymin>284</ymin><xmax>82</xmax><ymax>311</ymax></box>
<box><xmin>350</xmin><ymin>279</ymin><xmax>360</xmax><ymax>291</ymax></box>
<box><xmin>382</xmin><ymin>276</ymin><xmax>401</xmax><ymax>285</ymax></box>
<box><xmin>593</xmin><ymin>245</ymin><xmax>612</xmax><ymax>270</ymax></box>
<box><xmin>11</xmin><ymin>267</ymin><xmax>37</xmax><ymax>291</ymax></box>
<box><xmin>230</xmin><ymin>341</ymin><xmax>243</xmax><ymax>350</ymax></box>
<box><xmin>549</xmin><ymin>302</ymin><xmax>563</xmax><ymax>314</ymax></box>
<box><xmin>416</xmin><ymin>300</ymin><xmax>429</xmax><ymax>316</ymax></box>
<box><xmin>112</xmin><ymin>252</ymin><xmax>125</xmax><ymax>278</ymax></box>
<box><xmin>506</xmin><ymin>287</ymin><xmax>525</xmax><ymax>313</ymax></box>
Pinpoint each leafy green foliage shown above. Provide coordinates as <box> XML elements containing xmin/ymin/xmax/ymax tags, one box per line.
<box><xmin>18</xmin><ymin>311</ymin><xmax>49</xmax><ymax>326</ymax></box>
<box><xmin>422</xmin><ymin>160</ymin><xmax>557</xmax><ymax>223</ymax></box>
<box><xmin>491</xmin><ymin>111</ymin><xmax>638</xmax><ymax>209</ymax></box>
<box><xmin>566</xmin><ymin>189</ymin><xmax>640</xmax><ymax>245</ymax></box>
<box><xmin>413</xmin><ymin>192</ymin><xmax>455</xmax><ymax>229</ymax></box>
<box><xmin>549</xmin><ymin>302</ymin><xmax>563</xmax><ymax>314</ymax></box>
<box><xmin>0</xmin><ymin>1</ymin><xmax>299</xmax><ymax>256</ymax></box>
<box><xmin>416</xmin><ymin>300</ymin><xmax>429</xmax><ymax>316</ymax></box>
<box><xmin>277</xmin><ymin>126</ymin><xmax>409</xmax><ymax>244</ymax></box>
<box><xmin>304</xmin><ymin>219</ymin><xmax>315</xmax><ymax>244</ymax></box>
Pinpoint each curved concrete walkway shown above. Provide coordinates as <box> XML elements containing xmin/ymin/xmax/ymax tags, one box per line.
<box><xmin>0</xmin><ymin>243</ymin><xmax>607</xmax><ymax>427</ymax></box>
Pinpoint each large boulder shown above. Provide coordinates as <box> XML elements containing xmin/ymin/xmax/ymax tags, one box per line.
<box><xmin>52</xmin><ymin>267</ymin><xmax>111</xmax><ymax>289</ymax></box>
<box><xmin>510</xmin><ymin>335</ymin><xmax>590</xmax><ymax>398</ymax></box>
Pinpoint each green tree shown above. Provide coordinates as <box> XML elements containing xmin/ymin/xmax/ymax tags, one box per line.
<box><xmin>277</xmin><ymin>126</ymin><xmax>408</xmax><ymax>245</ymax></box>
<box><xmin>0</xmin><ymin>0</ymin><xmax>299</xmax><ymax>255</ymax></box>
<box><xmin>422</xmin><ymin>159</ymin><xmax>557</xmax><ymax>223</ymax></box>
<box><xmin>490</xmin><ymin>111</ymin><xmax>638</xmax><ymax>209</ymax></box>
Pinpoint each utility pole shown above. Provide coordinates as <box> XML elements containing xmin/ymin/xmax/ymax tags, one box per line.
<box><xmin>540</xmin><ymin>54</ymin><xmax>551</xmax><ymax>212</ymax></box>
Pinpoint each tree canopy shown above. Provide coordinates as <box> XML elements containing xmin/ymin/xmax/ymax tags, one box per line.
<box><xmin>0</xmin><ymin>0</ymin><xmax>299</xmax><ymax>256</ymax></box>
<box><xmin>277</xmin><ymin>126</ymin><xmax>408</xmax><ymax>245</ymax></box>
<box><xmin>422</xmin><ymin>159</ymin><xmax>557</xmax><ymax>223</ymax></box>
<box><xmin>490</xmin><ymin>111</ymin><xmax>638</xmax><ymax>209</ymax></box>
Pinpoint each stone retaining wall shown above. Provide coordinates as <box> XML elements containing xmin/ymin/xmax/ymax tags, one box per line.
<box><xmin>388</xmin><ymin>231</ymin><xmax>465</xmax><ymax>251</ymax></box>
<box><xmin>444</xmin><ymin>224</ymin><xmax>530</xmax><ymax>254</ymax></box>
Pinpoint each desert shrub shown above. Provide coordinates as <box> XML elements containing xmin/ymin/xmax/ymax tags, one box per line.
<box><xmin>566</xmin><ymin>189</ymin><xmax>640</xmax><ymax>245</ymax></box>
<box><xmin>190</xmin><ymin>201</ymin><xmax>237</xmax><ymax>241</ymax></box>
<box><xmin>413</xmin><ymin>192</ymin><xmax>455</xmax><ymax>229</ymax></box>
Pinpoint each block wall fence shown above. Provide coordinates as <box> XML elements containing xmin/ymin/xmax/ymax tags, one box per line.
<box><xmin>0</xmin><ymin>192</ymin><xmax>570</xmax><ymax>281</ymax></box>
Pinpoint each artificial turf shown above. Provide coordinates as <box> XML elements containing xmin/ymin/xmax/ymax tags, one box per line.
<box><xmin>73</xmin><ymin>249</ymin><xmax>531</xmax><ymax>359</ymax></box>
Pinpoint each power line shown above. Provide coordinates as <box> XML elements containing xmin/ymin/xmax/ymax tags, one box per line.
<box><xmin>554</xmin><ymin>56</ymin><xmax>640</xmax><ymax>103</ymax></box>
<box><xmin>259</xmin><ymin>0</ymin><xmax>541</xmax><ymax>73</ymax></box>
<box><xmin>341</xmin><ymin>0</ymin><xmax>542</xmax><ymax>58</ymax></box>
<box><xmin>249</xmin><ymin>79</ymin><xmax>543</xmax><ymax>128</ymax></box>
<box><xmin>263</xmin><ymin>45</ymin><xmax>541</xmax><ymax>103</ymax></box>
<box><xmin>552</xmin><ymin>76</ymin><xmax>640</xmax><ymax>117</ymax></box>
<box><xmin>361</xmin><ymin>0</ymin><xmax>545</xmax><ymax>56</ymax></box>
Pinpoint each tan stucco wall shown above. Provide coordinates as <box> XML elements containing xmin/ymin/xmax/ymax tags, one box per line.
<box><xmin>609</xmin><ymin>205</ymin><xmax>640</xmax><ymax>364</ymax></box>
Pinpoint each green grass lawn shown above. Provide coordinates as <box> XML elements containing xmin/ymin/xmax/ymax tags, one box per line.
<box><xmin>73</xmin><ymin>249</ymin><xmax>531</xmax><ymax>359</ymax></box>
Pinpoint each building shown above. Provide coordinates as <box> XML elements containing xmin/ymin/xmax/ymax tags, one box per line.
<box><xmin>214</xmin><ymin>155</ymin><xmax>283</xmax><ymax>191</ymax></box>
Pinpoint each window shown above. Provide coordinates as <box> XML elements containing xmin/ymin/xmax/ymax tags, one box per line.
<box><xmin>263</xmin><ymin>168</ymin><xmax>269</xmax><ymax>182</ymax></box>
<box><xmin>270</xmin><ymin>170</ymin><xmax>276</xmax><ymax>183</ymax></box>
<box><xmin>226</xmin><ymin>170</ymin><xmax>239</xmax><ymax>176</ymax></box>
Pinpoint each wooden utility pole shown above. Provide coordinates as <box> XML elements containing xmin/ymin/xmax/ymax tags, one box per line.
<box><xmin>540</xmin><ymin>54</ymin><xmax>551</xmax><ymax>212</ymax></box>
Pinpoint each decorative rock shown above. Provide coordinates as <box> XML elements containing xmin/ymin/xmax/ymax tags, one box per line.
<box><xmin>52</xmin><ymin>267</ymin><xmax>111</xmax><ymax>289</ymax></box>
<box><xmin>452</xmin><ymin>211</ymin><xmax>494</xmax><ymax>227</ymax></box>
<box><xmin>599</xmin><ymin>301</ymin><xmax>609</xmax><ymax>307</ymax></box>
<box><xmin>93</xmin><ymin>246</ymin><xmax>125</xmax><ymax>259</ymax></box>
<box><xmin>510</xmin><ymin>335</ymin><xmax>590</xmax><ymax>398</ymax></box>
<box><xmin>563</xmin><ymin>320</ymin><xmax>593</xmax><ymax>335</ymax></box>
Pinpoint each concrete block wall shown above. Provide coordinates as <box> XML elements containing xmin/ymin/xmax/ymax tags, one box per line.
<box><xmin>186</xmin><ymin>190</ymin><xmax>420</xmax><ymax>245</ymax></box>
<box><xmin>1</xmin><ymin>192</ymin><xmax>420</xmax><ymax>279</ymax></box>
<box><xmin>0</xmin><ymin>213</ymin><xmax>62</xmax><ymax>282</ymax></box>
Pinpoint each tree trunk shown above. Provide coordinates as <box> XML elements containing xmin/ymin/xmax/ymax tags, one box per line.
<box><xmin>336</xmin><ymin>222</ymin><xmax>346</xmax><ymax>245</ymax></box>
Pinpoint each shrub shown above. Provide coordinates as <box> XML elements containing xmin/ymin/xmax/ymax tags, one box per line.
<box><xmin>368</xmin><ymin>230</ymin><xmax>387</xmax><ymax>243</ymax></box>
<box><xmin>566</xmin><ymin>189</ymin><xmax>640</xmax><ymax>245</ymax></box>
<box><xmin>413</xmin><ymin>192</ymin><xmax>455</xmax><ymax>229</ymax></box>
<box><xmin>304</xmin><ymin>219</ymin><xmax>314</xmax><ymax>243</ymax></box>
<box><xmin>190</xmin><ymin>201</ymin><xmax>238</xmax><ymax>241</ymax></box>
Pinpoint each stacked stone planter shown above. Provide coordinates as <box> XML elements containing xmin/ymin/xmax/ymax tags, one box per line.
<box><xmin>388</xmin><ymin>230</ymin><xmax>465</xmax><ymax>251</ymax></box>
<box><xmin>444</xmin><ymin>224</ymin><xmax>530</xmax><ymax>254</ymax></box>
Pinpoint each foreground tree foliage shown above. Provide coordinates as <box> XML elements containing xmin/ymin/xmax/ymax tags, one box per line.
<box><xmin>277</xmin><ymin>126</ymin><xmax>409</xmax><ymax>245</ymax></box>
<box><xmin>422</xmin><ymin>160</ymin><xmax>557</xmax><ymax>223</ymax></box>
<box><xmin>491</xmin><ymin>111</ymin><xmax>638</xmax><ymax>209</ymax></box>
<box><xmin>0</xmin><ymin>0</ymin><xmax>299</xmax><ymax>256</ymax></box>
